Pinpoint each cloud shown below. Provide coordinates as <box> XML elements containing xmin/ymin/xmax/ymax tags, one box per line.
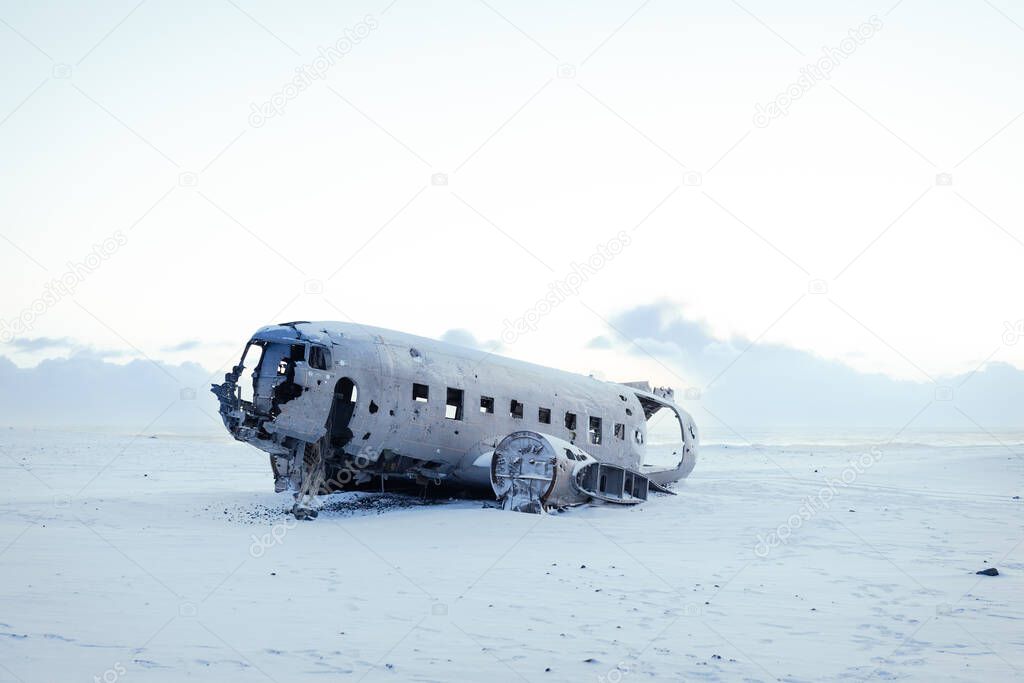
<box><xmin>69</xmin><ymin>347</ymin><xmax>131</xmax><ymax>360</ymax></box>
<box><xmin>162</xmin><ymin>340</ymin><xmax>203</xmax><ymax>352</ymax></box>
<box><xmin>5</xmin><ymin>336</ymin><xmax>77</xmax><ymax>352</ymax></box>
<box><xmin>587</xmin><ymin>336</ymin><xmax>613</xmax><ymax>349</ymax></box>
<box><xmin>3</xmin><ymin>336</ymin><xmax>130</xmax><ymax>360</ymax></box>
<box><xmin>603</xmin><ymin>303</ymin><xmax>1024</xmax><ymax>432</ymax></box>
<box><xmin>440</xmin><ymin>329</ymin><xmax>478</xmax><ymax>348</ymax></box>
<box><xmin>441</xmin><ymin>328</ymin><xmax>503</xmax><ymax>352</ymax></box>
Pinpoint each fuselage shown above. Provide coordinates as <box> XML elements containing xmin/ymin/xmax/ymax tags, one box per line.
<box><xmin>212</xmin><ymin>321</ymin><xmax>697</xmax><ymax>492</ymax></box>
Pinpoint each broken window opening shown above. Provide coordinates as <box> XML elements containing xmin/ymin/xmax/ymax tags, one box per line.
<box><xmin>446</xmin><ymin>387</ymin><xmax>464</xmax><ymax>420</ymax></box>
<box><xmin>249</xmin><ymin>342</ymin><xmax>297</xmax><ymax>415</ymax></box>
<box><xmin>589</xmin><ymin>417</ymin><xmax>603</xmax><ymax>445</ymax></box>
<box><xmin>412</xmin><ymin>383</ymin><xmax>429</xmax><ymax>403</ymax></box>
<box><xmin>565</xmin><ymin>412</ymin><xmax>577</xmax><ymax>431</ymax></box>
<box><xmin>538</xmin><ymin>407</ymin><xmax>551</xmax><ymax>424</ymax></box>
<box><xmin>269</xmin><ymin>344</ymin><xmax>305</xmax><ymax>412</ymax></box>
<box><xmin>564</xmin><ymin>448</ymin><xmax>586</xmax><ymax>462</ymax></box>
<box><xmin>480</xmin><ymin>396</ymin><xmax>495</xmax><ymax>414</ymax></box>
<box><xmin>634</xmin><ymin>428</ymin><xmax>644</xmax><ymax>445</ymax></box>
<box><xmin>308</xmin><ymin>345</ymin><xmax>329</xmax><ymax>370</ymax></box>
<box><xmin>237</xmin><ymin>341</ymin><xmax>264</xmax><ymax>405</ymax></box>
<box><xmin>510</xmin><ymin>400</ymin><xmax>524</xmax><ymax>419</ymax></box>
<box><xmin>614</xmin><ymin>423</ymin><xmax>626</xmax><ymax>440</ymax></box>
<box><xmin>369</xmin><ymin>401</ymin><xmax>379</xmax><ymax>414</ymax></box>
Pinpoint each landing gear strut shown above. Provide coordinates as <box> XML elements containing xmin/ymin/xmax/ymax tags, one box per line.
<box><xmin>290</xmin><ymin>441</ymin><xmax>325</xmax><ymax>520</ymax></box>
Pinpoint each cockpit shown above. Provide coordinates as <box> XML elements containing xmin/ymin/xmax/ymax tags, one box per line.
<box><xmin>211</xmin><ymin>325</ymin><xmax>337</xmax><ymax>451</ymax></box>
<box><xmin>233</xmin><ymin>337</ymin><xmax>331</xmax><ymax>415</ymax></box>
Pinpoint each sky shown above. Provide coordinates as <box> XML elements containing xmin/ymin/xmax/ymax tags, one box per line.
<box><xmin>1</xmin><ymin>0</ymin><xmax>1023</xmax><ymax>433</ymax></box>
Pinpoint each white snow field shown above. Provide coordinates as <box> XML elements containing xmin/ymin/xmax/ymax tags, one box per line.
<box><xmin>0</xmin><ymin>428</ymin><xmax>1021</xmax><ymax>682</ymax></box>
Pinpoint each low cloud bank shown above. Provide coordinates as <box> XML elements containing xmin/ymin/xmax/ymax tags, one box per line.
<box><xmin>1</xmin><ymin>309</ymin><xmax>1019</xmax><ymax>436</ymax></box>
<box><xmin>603</xmin><ymin>303</ymin><xmax>1023</xmax><ymax>432</ymax></box>
<box><xmin>0</xmin><ymin>355</ymin><xmax>222</xmax><ymax>433</ymax></box>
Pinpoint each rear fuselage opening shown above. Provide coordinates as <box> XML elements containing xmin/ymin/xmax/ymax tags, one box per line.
<box><xmin>635</xmin><ymin>393</ymin><xmax>693</xmax><ymax>470</ymax></box>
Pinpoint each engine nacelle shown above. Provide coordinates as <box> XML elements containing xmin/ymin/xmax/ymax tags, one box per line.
<box><xmin>491</xmin><ymin>431</ymin><xmax>665</xmax><ymax>513</ymax></box>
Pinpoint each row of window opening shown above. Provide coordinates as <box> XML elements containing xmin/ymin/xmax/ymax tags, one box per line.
<box><xmin>411</xmin><ymin>383</ymin><xmax>642</xmax><ymax>445</ymax></box>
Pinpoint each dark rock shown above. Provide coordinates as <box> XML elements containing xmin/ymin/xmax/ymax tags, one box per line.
<box><xmin>292</xmin><ymin>506</ymin><xmax>319</xmax><ymax>520</ymax></box>
<box><xmin>976</xmin><ymin>568</ymin><xmax>999</xmax><ymax>576</ymax></box>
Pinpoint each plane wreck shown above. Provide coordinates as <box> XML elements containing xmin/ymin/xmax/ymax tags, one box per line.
<box><xmin>212</xmin><ymin>322</ymin><xmax>697</xmax><ymax>517</ymax></box>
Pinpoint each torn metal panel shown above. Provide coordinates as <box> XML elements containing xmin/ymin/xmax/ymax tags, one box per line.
<box><xmin>211</xmin><ymin>321</ymin><xmax>698</xmax><ymax>517</ymax></box>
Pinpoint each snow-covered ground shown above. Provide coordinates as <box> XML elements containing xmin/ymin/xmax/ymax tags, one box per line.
<box><xmin>0</xmin><ymin>428</ymin><xmax>1021</xmax><ymax>682</ymax></box>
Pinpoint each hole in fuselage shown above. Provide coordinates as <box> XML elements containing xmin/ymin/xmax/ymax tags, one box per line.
<box><xmin>328</xmin><ymin>377</ymin><xmax>357</xmax><ymax>450</ymax></box>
